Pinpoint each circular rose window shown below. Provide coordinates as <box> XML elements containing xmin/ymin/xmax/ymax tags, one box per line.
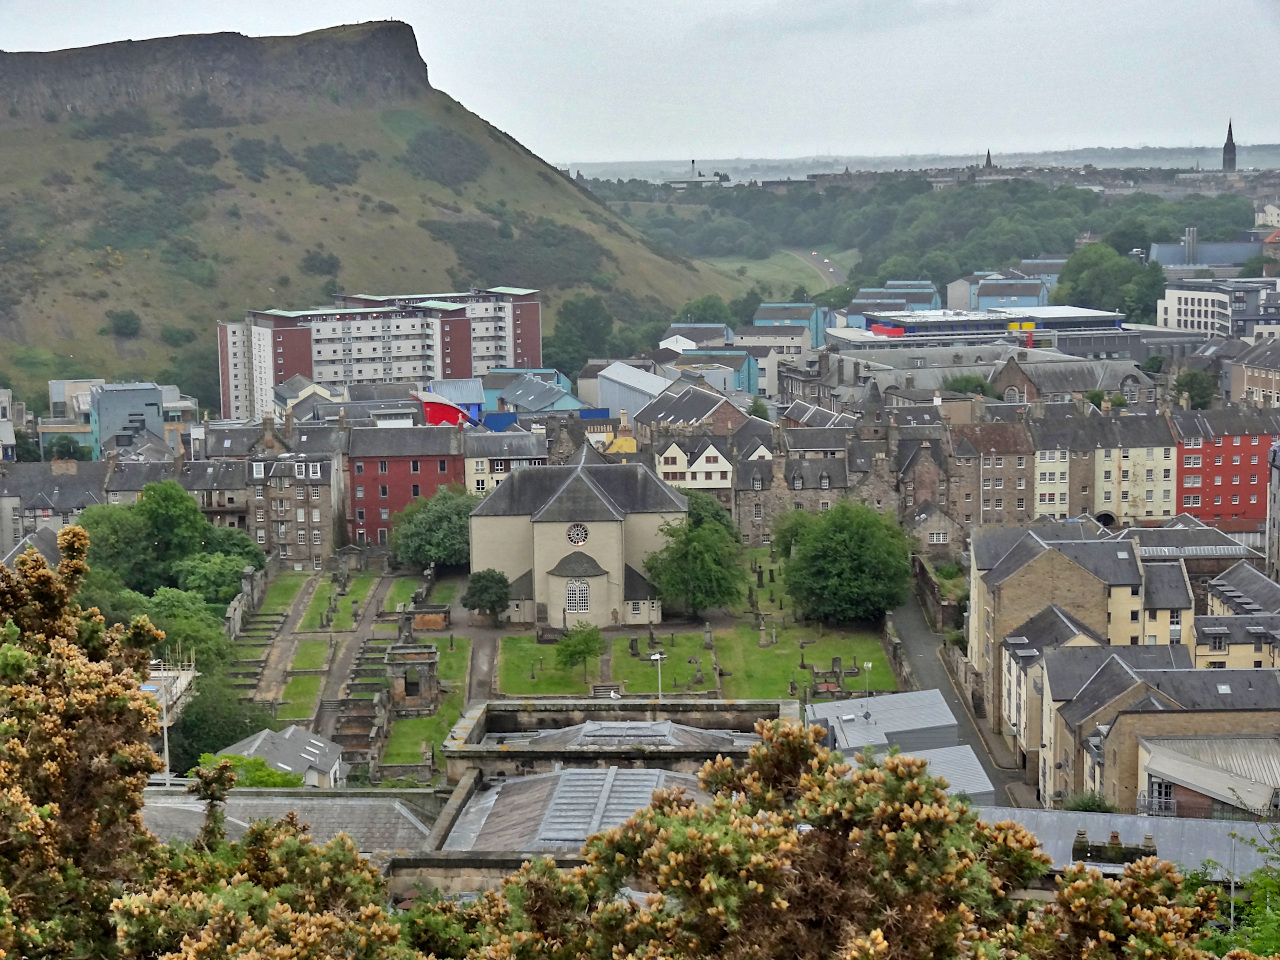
<box><xmin>566</xmin><ymin>523</ymin><xmax>589</xmax><ymax>546</ymax></box>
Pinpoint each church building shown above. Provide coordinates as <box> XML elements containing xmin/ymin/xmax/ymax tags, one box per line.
<box><xmin>469</xmin><ymin>450</ymin><xmax>687</xmax><ymax>628</ymax></box>
<box><xmin>1224</xmin><ymin>121</ymin><xmax>1236</xmax><ymax>173</ymax></box>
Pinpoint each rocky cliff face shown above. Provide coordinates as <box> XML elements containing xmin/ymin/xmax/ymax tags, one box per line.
<box><xmin>0</xmin><ymin>21</ymin><xmax>430</xmax><ymax>121</ymax></box>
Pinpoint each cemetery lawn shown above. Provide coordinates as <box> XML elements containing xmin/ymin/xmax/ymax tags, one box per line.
<box><xmin>498</xmin><ymin>635</ymin><xmax>598</xmax><ymax>696</ymax></box>
<box><xmin>714</xmin><ymin>624</ymin><xmax>896</xmax><ymax>700</ymax></box>
<box><xmin>609</xmin><ymin>635</ymin><xmax>716</xmax><ymax>694</ymax></box>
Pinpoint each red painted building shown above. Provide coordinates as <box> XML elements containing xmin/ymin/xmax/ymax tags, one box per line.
<box><xmin>1171</xmin><ymin>409</ymin><xmax>1280</xmax><ymax>530</ymax></box>
<box><xmin>346</xmin><ymin>425</ymin><xmax>465</xmax><ymax>546</ymax></box>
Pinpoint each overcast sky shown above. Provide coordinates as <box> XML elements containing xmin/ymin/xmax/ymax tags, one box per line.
<box><xmin>2</xmin><ymin>0</ymin><xmax>1274</xmax><ymax>164</ymax></box>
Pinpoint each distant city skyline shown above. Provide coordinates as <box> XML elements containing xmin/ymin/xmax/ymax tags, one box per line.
<box><xmin>1</xmin><ymin>0</ymin><xmax>1275</xmax><ymax>164</ymax></box>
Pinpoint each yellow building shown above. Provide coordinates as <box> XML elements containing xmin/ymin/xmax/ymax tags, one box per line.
<box><xmin>469</xmin><ymin>450</ymin><xmax>686</xmax><ymax>629</ymax></box>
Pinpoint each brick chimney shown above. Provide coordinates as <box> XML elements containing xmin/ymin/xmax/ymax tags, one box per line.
<box><xmin>284</xmin><ymin>407</ymin><xmax>294</xmax><ymax>435</ymax></box>
<box><xmin>50</xmin><ymin>458</ymin><xmax>78</xmax><ymax>475</ymax></box>
<box><xmin>617</xmin><ymin>409</ymin><xmax>632</xmax><ymax>437</ymax></box>
<box><xmin>262</xmin><ymin>413</ymin><xmax>275</xmax><ymax>450</ymax></box>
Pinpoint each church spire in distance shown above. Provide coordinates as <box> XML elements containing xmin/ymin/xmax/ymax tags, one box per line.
<box><xmin>1224</xmin><ymin>120</ymin><xmax>1237</xmax><ymax>172</ymax></box>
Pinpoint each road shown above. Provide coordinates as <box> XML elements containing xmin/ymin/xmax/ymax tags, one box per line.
<box><xmin>891</xmin><ymin>596</ymin><xmax>1024</xmax><ymax>803</ymax></box>
<box><xmin>785</xmin><ymin>249</ymin><xmax>847</xmax><ymax>288</ymax></box>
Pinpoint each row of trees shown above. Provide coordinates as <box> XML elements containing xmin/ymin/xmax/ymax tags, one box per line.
<box><xmin>0</xmin><ymin>538</ymin><xmax>1266</xmax><ymax>959</ymax></box>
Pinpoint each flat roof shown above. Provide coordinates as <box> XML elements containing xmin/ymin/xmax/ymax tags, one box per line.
<box><xmin>989</xmin><ymin>306</ymin><xmax>1125</xmax><ymax>319</ymax></box>
<box><xmin>805</xmin><ymin>689</ymin><xmax>955</xmax><ymax>748</ymax></box>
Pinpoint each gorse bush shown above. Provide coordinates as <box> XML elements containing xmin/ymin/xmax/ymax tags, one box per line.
<box><xmin>301</xmin><ymin>142</ymin><xmax>361</xmax><ymax>187</ymax></box>
<box><xmin>419</xmin><ymin>216</ymin><xmax>610</xmax><ymax>289</ymax></box>
<box><xmin>71</xmin><ymin>106</ymin><xmax>159</xmax><ymax>140</ymax></box>
<box><xmin>301</xmin><ymin>249</ymin><xmax>341</xmax><ymax>276</ymax></box>
<box><xmin>177</xmin><ymin>91</ymin><xmax>240</xmax><ymax>129</ymax></box>
<box><xmin>400</xmin><ymin>126</ymin><xmax>490</xmax><ymax>187</ymax></box>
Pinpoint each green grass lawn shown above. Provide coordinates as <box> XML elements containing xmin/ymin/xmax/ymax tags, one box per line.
<box><xmin>291</xmin><ymin>640</ymin><xmax>328</xmax><ymax>671</ymax></box>
<box><xmin>259</xmin><ymin>575</ymin><xmax>307</xmax><ymax>616</ymax></box>
<box><xmin>234</xmin><ymin>645</ymin><xmax>267</xmax><ymax>661</ymax></box>
<box><xmin>384</xmin><ymin>577</ymin><xmax>421</xmax><ymax>611</ymax></box>
<box><xmin>436</xmin><ymin>636</ymin><xmax>471</xmax><ymax>684</ymax></box>
<box><xmin>429</xmin><ymin>581</ymin><xmax>458</xmax><ymax>605</ymax></box>
<box><xmin>705</xmin><ymin>249</ymin><xmax>831</xmax><ymax>292</ymax></box>
<box><xmin>610</xmin><ymin>635</ymin><xmax>716</xmax><ymax>694</ymax></box>
<box><xmin>382</xmin><ymin>688</ymin><xmax>463</xmax><ymax>764</ymax></box>
<box><xmin>299</xmin><ymin>580</ymin><xmax>334</xmax><ymax>632</ymax></box>
<box><xmin>498</xmin><ymin>635</ymin><xmax>599</xmax><ymax>696</ymax></box>
<box><xmin>735</xmin><ymin>548</ymin><xmax>787</xmax><ymax>617</ymax></box>
<box><xmin>277</xmin><ymin>675</ymin><xmax>322</xmax><ymax>720</ymax></box>
<box><xmin>715</xmin><ymin>624</ymin><xmax>896</xmax><ymax>700</ymax></box>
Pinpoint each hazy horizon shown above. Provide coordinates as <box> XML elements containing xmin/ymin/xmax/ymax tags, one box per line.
<box><xmin>2</xmin><ymin>0</ymin><xmax>1275</xmax><ymax>164</ymax></box>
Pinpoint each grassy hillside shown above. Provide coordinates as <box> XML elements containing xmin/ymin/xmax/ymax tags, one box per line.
<box><xmin>0</xmin><ymin>24</ymin><xmax>744</xmax><ymax>410</ymax></box>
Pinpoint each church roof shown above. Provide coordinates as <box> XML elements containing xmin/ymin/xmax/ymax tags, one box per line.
<box><xmin>472</xmin><ymin>462</ymin><xmax>686</xmax><ymax>521</ymax></box>
<box><xmin>547</xmin><ymin>551</ymin><xmax>608</xmax><ymax>578</ymax></box>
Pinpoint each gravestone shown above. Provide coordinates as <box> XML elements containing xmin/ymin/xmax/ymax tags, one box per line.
<box><xmin>768</xmin><ymin>568</ymin><xmax>775</xmax><ymax>583</ymax></box>
<box><xmin>703</xmin><ymin>621</ymin><xmax>714</xmax><ymax>651</ymax></box>
<box><xmin>629</xmin><ymin>636</ymin><xmax>640</xmax><ymax>658</ymax></box>
<box><xmin>757</xmin><ymin>569</ymin><xmax>764</xmax><ymax>588</ymax></box>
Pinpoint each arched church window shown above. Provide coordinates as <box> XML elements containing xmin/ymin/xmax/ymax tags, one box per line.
<box><xmin>566</xmin><ymin>578</ymin><xmax>590</xmax><ymax>613</ymax></box>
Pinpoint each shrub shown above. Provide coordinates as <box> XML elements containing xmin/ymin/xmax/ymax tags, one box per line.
<box><xmin>300</xmin><ymin>249</ymin><xmax>341</xmax><ymax>276</ymax></box>
<box><xmin>102</xmin><ymin>309</ymin><xmax>142</xmax><ymax>338</ymax></box>
<box><xmin>71</xmin><ymin>107</ymin><xmax>159</xmax><ymax>140</ymax></box>
<box><xmin>934</xmin><ymin>562</ymin><xmax>964</xmax><ymax>580</ymax></box>
<box><xmin>300</xmin><ymin>143</ymin><xmax>361</xmax><ymax>187</ymax></box>
<box><xmin>375</xmin><ymin>199</ymin><xmax>399</xmax><ymax>214</ymax></box>
<box><xmin>168</xmin><ymin>137</ymin><xmax>222</xmax><ymax>168</ymax></box>
<box><xmin>419</xmin><ymin>216</ymin><xmax>610</xmax><ymax>289</ymax></box>
<box><xmin>399</xmin><ymin>126</ymin><xmax>490</xmax><ymax>187</ymax></box>
<box><xmin>177</xmin><ymin>92</ymin><xmax>239</xmax><ymax>129</ymax></box>
<box><xmin>160</xmin><ymin>325</ymin><xmax>197</xmax><ymax>347</ymax></box>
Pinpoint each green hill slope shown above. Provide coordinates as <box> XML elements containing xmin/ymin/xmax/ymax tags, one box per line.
<box><xmin>0</xmin><ymin>22</ymin><xmax>740</xmax><ymax>409</ymax></box>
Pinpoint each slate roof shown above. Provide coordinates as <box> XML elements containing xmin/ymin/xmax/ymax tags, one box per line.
<box><xmin>1001</xmin><ymin>604</ymin><xmax>1104</xmax><ymax>664</ymax></box>
<box><xmin>347</xmin><ymin>425</ymin><xmax>462</xmax><ymax>458</ymax></box>
<box><xmin>946</xmin><ymin>422</ymin><xmax>1034</xmax><ymax>455</ymax></box>
<box><xmin>1208</xmin><ymin>560</ymin><xmax>1280</xmax><ymax>614</ymax></box>
<box><xmin>1236</xmin><ymin>338</ymin><xmax>1280</xmax><ymax>372</ymax></box>
<box><xmin>1113</xmin><ymin>524</ymin><xmax>1260</xmax><ymax>561</ymax></box>
<box><xmin>984</xmin><ymin>533</ymin><xmax>1142</xmax><ymax>587</ymax></box>
<box><xmin>179</xmin><ymin>460</ymin><xmax>248</xmax><ymax>492</ymax></box>
<box><xmin>348</xmin><ymin>383</ymin><xmax>418</xmax><ymax>402</ymax></box>
<box><xmin>516</xmin><ymin>720</ymin><xmax>757</xmax><ymax>750</ymax></box>
<box><xmin>1057</xmin><ymin>657</ymin><xmax>1162</xmax><ymax>728</ymax></box>
<box><xmin>428</xmin><ymin>378</ymin><xmax>486</xmax><ymax>407</ymax></box>
<box><xmin>105</xmin><ymin>461</ymin><xmax>177</xmax><ymax>492</ymax></box>
<box><xmin>444</xmin><ymin>767</ymin><xmax>707</xmax><ymax>853</ymax></box>
<box><xmin>1</xmin><ymin>525</ymin><xmax>61</xmax><ymax>569</ymax></box>
<box><xmin>1142</xmin><ymin>562</ymin><xmax>1193</xmax><ymax>610</ymax></box>
<box><xmin>547</xmin><ymin>551</ymin><xmax>608</xmax><ymax>577</ymax></box>
<box><xmin>1015</xmin><ymin>360</ymin><xmax>1153</xmax><ymax>397</ymax></box>
<box><xmin>785</xmin><ymin>426</ymin><xmax>855</xmax><ymax>450</ymax></box>
<box><xmin>310</xmin><ymin>400</ymin><xmax>425</xmax><ymax>424</ymax></box>
<box><xmin>663</xmin><ymin>324</ymin><xmax>730</xmax><ymax>344</ymax></box>
<box><xmin>1139</xmin><ymin>668</ymin><xmax>1280</xmax><ymax>710</ymax></box>
<box><xmin>143</xmin><ymin>790</ymin><xmax>434</xmax><ymax>856</ymax></box>
<box><xmin>0</xmin><ymin>461</ymin><xmax>110</xmax><ymax>512</ymax></box>
<box><xmin>1193</xmin><ymin>614</ymin><xmax>1280</xmax><ymax>649</ymax></box>
<box><xmin>733</xmin><ymin>459</ymin><xmax>774</xmax><ymax>491</ymax></box>
<box><xmin>221</xmin><ymin>725</ymin><xmax>344</xmax><ymax>782</ymax></box>
<box><xmin>754</xmin><ymin>305</ymin><xmax>814</xmax><ymax>322</ymax></box>
<box><xmin>498</xmin><ymin>375</ymin><xmax>579</xmax><ymax>412</ymax></box>
<box><xmin>1043</xmin><ymin>646</ymin><xmax>1189</xmax><ymax>703</ymax></box>
<box><xmin>287</xmin><ymin>425</ymin><xmax>346</xmax><ymax>456</ymax></box>
<box><xmin>472</xmin><ymin>462</ymin><xmax>686</xmax><ymax>520</ymax></box>
<box><xmin>634</xmin><ymin>387</ymin><xmax>725</xmax><ymax>426</ymax></box>
<box><xmin>464</xmin><ymin>430</ymin><xmax>547</xmax><ymax>460</ymax></box>
<box><xmin>623</xmin><ymin>564</ymin><xmax>659</xmax><ymax>601</ymax></box>
<box><xmin>783</xmin><ymin>458</ymin><xmax>848</xmax><ymax>490</ymax></box>
<box><xmin>781</xmin><ymin>401</ymin><xmax>859</xmax><ymax>428</ymax></box>
<box><xmin>1171</xmin><ymin>407</ymin><xmax>1280</xmax><ymax>441</ymax></box>
<box><xmin>972</xmin><ymin>518</ymin><xmax>1106</xmax><ymax>570</ymax></box>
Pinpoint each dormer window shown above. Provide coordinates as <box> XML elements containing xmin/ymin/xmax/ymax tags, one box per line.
<box><xmin>793</xmin><ymin>475</ymin><xmax>803</xmax><ymax>490</ymax></box>
<box><xmin>752</xmin><ymin>476</ymin><xmax>763</xmax><ymax>491</ymax></box>
<box><xmin>820</xmin><ymin>473</ymin><xmax>830</xmax><ymax>490</ymax></box>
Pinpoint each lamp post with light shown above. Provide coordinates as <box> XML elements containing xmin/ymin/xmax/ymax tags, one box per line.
<box><xmin>651</xmin><ymin>651</ymin><xmax>667</xmax><ymax>701</ymax></box>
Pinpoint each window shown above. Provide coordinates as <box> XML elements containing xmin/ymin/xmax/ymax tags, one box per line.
<box><xmin>438</xmin><ymin>459</ymin><xmax>447</xmax><ymax>473</ymax></box>
<box><xmin>379</xmin><ymin>508</ymin><xmax>390</xmax><ymax>521</ymax></box>
<box><xmin>256</xmin><ymin>529</ymin><xmax>265</xmax><ymax>544</ymax></box>
<box><xmin>994</xmin><ymin>498</ymin><xmax>1003</xmax><ymax>509</ymax></box>
<box><xmin>379</xmin><ymin>485</ymin><xmax>388</xmax><ymax>498</ymax></box>
<box><xmin>1017</xmin><ymin>498</ymin><xmax>1025</xmax><ymax>510</ymax></box>
<box><xmin>566</xmin><ymin>578</ymin><xmax>590</xmax><ymax>613</ymax></box>
<box><xmin>1210</xmin><ymin>637</ymin><xmax>1227</xmax><ymax>652</ymax></box>
<box><xmin>1184</xmin><ymin>455</ymin><xmax>1201</xmax><ymax>467</ymax></box>
<box><xmin>1016</xmin><ymin>477</ymin><xmax>1026</xmax><ymax>489</ymax></box>
<box><xmin>994</xmin><ymin>456</ymin><xmax>1003</xmax><ymax>468</ymax></box>
<box><xmin>793</xmin><ymin>475</ymin><xmax>803</xmax><ymax>490</ymax></box>
<box><xmin>355</xmin><ymin>486</ymin><xmax>364</xmax><ymax>499</ymax></box>
<box><xmin>309</xmin><ymin>462</ymin><xmax>321</xmax><ymax>478</ymax></box>
<box><xmin>752</xmin><ymin>476</ymin><xmax>762</xmax><ymax>491</ymax></box>
<box><xmin>252</xmin><ymin>462</ymin><xmax>265</xmax><ymax>479</ymax></box>
<box><xmin>819</xmin><ymin>473</ymin><xmax>830</xmax><ymax>490</ymax></box>
<box><xmin>313</xmin><ymin>555</ymin><xmax>323</xmax><ymax>570</ymax></box>
<box><xmin>1017</xmin><ymin>456</ymin><xmax>1026</xmax><ymax>468</ymax></box>
<box><xmin>753</xmin><ymin>503</ymin><xmax>763</xmax><ymax>519</ymax></box>
<box><xmin>929</xmin><ymin>532</ymin><xmax>949</xmax><ymax>544</ymax></box>
<box><xmin>1182</xmin><ymin>494</ymin><xmax>1201</xmax><ymax>507</ymax></box>
<box><xmin>1130</xmin><ymin>609</ymin><xmax>1140</xmax><ymax>622</ymax></box>
<box><xmin>255</xmin><ymin>486</ymin><xmax>264</xmax><ymax>499</ymax></box>
<box><xmin>296</xmin><ymin>508</ymin><xmax>305</xmax><ymax>522</ymax></box>
<box><xmin>294</xmin><ymin>463</ymin><xmax>305</xmax><ymax>479</ymax></box>
<box><xmin>295</xmin><ymin>486</ymin><xmax>305</xmax><ymax>500</ymax></box>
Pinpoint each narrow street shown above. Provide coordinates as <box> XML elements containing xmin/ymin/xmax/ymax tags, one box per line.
<box><xmin>891</xmin><ymin>596</ymin><xmax>1024</xmax><ymax>803</ymax></box>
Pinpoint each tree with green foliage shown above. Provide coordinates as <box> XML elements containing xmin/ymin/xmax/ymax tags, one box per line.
<box><xmin>727</xmin><ymin>284</ymin><xmax>766</xmax><ymax>323</ymax></box>
<box><xmin>675</xmin><ymin>292</ymin><xmax>733</xmax><ymax>325</ymax></box>
<box><xmin>542</xmin><ymin>293</ymin><xmax>613</xmax><ymax>379</ymax></box>
<box><xmin>1063</xmin><ymin>791</ymin><xmax>1117</xmax><ymax>813</ymax></box>
<box><xmin>13</xmin><ymin>428</ymin><xmax>41</xmax><ymax>461</ymax></box>
<box><xmin>167</xmin><ymin>676</ymin><xmax>279</xmax><ymax>776</ymax></box>
<box><xmin>1238</xmin><ymin>253</ymin><xmax>1277</xmax><ymax>278</ymax></box>
<box><xmin>102</xmin><ymin>308</ymin><xmax>142</xmax><ymax>337</ymax></box>
<box><xmin>45</xmin><ymin>434</ymin><xmax>92</xmax><ymax>460</ymax></box>
<box><xmin>460</xmin><ymin>568</ymin><xmax>510</xmax><ymax>620</ymax></box>
<box><xmin>555</xmin><ymin>619</ymin><xmax>606</xmax><ymax>681</ymax></box>
<box><xmin>645</xmin><ymin>499</ymin><xmax>745</xmax><ymax>617</ymax></box>
<box><xmin>1086</xmin><ymin>389</ymin><xmax>1127</xmax><ymax>409</ymax></box>
<box><xmin>682</xmin><ymin>488</ymin><xmax>738</xmax><ymax>538</ymax></box>
<box><xmin>391</xmin><ymin>485</ymin><xmax>480</xmax><ymax>570</ymax></box>
<box><xmin>942</xmin><ymin>373</ymin><xmax>996</xmax><ymax>397</ymax></box>
<box><xmin>191</xmin><ymin>753</ymin><xmax>304</xmax><ymax>787</ymax></box>
<box><xmin>783</xmin><ymin>501</ymin><xmax>912</xmax><ymax>622</ymax></box>
<box><xmin>134</xmin><ymin>478</ymin><xmax>221</xmax><ymax>574</ymax></box>
<box><xmin>1142</xmin><ymin>354</ymin><xmax>1166</xmax><ymax>373</ymax></box>
<box><xmin>1052</xmin><ymin>243</ymin><xmax>1165</xmax><ymax>322</ymax></box>
<box><xmin>172</xmin><ymin>551</ymin><xmax>251</xmax><ymax>604</ymax></box>
<box><xmin>747</xmin><ymin>395</ymin><xmax>769</xmax><ymax>419</ymax></box>
<box><xmin>1174</xmin><ymin>369</ymin><xmax>1217</xmax><ymax>410</ymax></box>
<box><xmin>771</xmin><ymin>508</ymin><xmax>814</xmax><ymax>559</ymax></box>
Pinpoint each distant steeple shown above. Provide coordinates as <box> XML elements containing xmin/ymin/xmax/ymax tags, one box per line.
<box><xmin>1224</xmin><ymin>120</ymin><xmax>1237</xmax><ymax>173</ymax></box>
<box><xmin>984</xmin><ymin>149</ymin><xmax>993</xmax><ymax>169</ymax></box>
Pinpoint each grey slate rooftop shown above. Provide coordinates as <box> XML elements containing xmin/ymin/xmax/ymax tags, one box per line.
<box><xmin>347</xmin><ymin>425</ymin><xmax>463</xmax><ymax>457</ymax></box>
<box><xmin>443</xmin><ymin>767</ymin><xmax>706</xmax><ymax>853</ymax></box>
<box><xmin>471</xmin><ymin>461</ymin><xmax>686</xmax><ymax>520</ymax></box>
<box><xmin>1208</xmin><ymin>560</ymin><xmax>1280</xmax><ymax>614</ymax></box>
<box><xmin>220</xmin><ymin>725</ymin><xmax>344</xmax><ymax>783</ymax></box>
<box><xmin>1142</xmin><ymin>563</ymin><xmax>1192</xmax><ymax>611</ymax></box>
<box><xmin>634</xmin><ymin>386</ymin><xmax>726</xmax><ymax>426</ymax></box>
<box><xmin>485</xmin><ymin>720</ymin><xmax>759</xmax><ymax>751</ymax></box>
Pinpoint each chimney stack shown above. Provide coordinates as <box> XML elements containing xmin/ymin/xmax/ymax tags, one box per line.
<box><xmin>262</xmin><ymin>413</ymin><xmax>275</xmax><ymax>450</ymax></box>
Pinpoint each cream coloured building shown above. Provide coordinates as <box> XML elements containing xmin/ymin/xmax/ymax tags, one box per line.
<box><xmin>469</xmin><ymin>450</ymin><xmax>687</xmax><ymax>629</ymax></box>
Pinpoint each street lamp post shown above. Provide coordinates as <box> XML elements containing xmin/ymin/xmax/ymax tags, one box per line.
<box><xmin>864</xmin><ymin>661</ymin><xmax>873</xmax><ymax>699</ymax></box>
<box><xmin>651</xmin><ymin>652</ymin><xmax>667</xmax><ymax>701</ymax></box>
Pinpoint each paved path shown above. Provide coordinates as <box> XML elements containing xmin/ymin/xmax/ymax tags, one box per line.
<box><xmin>254</xmin><ymin>575</ymin><xmax>318</xmax><ymax>704</ymax></box>
<box><xmin>891</xmin><ymin>595</ymin><xmax>1024</xmax><ymax>803</ymax></box>
<box><xmin>313</xmin><ymin>576</ymin><xmax>391</xmax><ymax>736</ymax></box>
